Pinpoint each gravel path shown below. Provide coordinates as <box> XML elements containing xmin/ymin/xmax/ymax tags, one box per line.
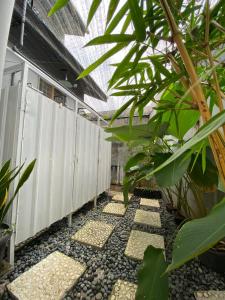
<box><xmin>2</xmin><ymin>193</ymin><xmax>225</xmax><ymax>299</ymax></box>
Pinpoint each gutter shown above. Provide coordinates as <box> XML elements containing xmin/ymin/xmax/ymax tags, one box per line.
<box><xmin>19</xmin><ymin>0</ymin><xmax>28</xmax><ymax>48</ymax></box>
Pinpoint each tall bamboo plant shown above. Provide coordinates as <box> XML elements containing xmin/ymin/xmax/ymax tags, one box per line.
<box><xmin>49</xmin><ymin>0</ymin><xmax>225</xmax><ymax>298</ymax></box>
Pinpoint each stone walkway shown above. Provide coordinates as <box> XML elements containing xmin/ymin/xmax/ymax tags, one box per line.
<box><xmin>5</xmin><ymin>191</ymin><xmax>221</xmax><ymax>299</ymax></box>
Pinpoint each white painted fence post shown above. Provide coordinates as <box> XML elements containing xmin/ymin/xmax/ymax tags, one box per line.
<box><xmin>9</xmin><ymin>62</ymin><xmax>29</xmax><ymax>266</ymax></box>
<box><xmin>94</xmin><ymin>117</ymin><xmax>101</xmax><ymax>208</ymax></box>
<box><xmin>0</xmin><ymin>0</ymin><xmax>15</xmax><ymax>91</ymax></box>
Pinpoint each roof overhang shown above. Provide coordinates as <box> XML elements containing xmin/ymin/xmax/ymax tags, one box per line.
<box><xmin>8</xmin><ymin>0</ymin><xmax>107</xmax><ymax>102</ymax></box>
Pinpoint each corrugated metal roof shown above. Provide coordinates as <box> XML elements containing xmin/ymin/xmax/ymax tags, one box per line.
<box><xmin>31</xmin><ymin>0</ymin><xmax>86</xmax><ymax>41</ymax></box>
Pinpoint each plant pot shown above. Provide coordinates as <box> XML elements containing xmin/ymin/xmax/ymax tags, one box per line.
<box><xmin>134</xmin><ymin>188</ymin><xmax>162</xmax><ymax>199</ymax></box>
<box><xmin>199</xmin><ymin>247</ymin><xmax>225</xmax><ymax>274</ymax></box>
<box><xmin>0</xmin><ymin>224</ymin><xmax>12</xmax><ymax>263</ymax></box>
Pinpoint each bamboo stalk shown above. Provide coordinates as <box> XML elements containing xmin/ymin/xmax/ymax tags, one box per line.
<box><xmin>205</xmin><ymin>0</ymin><xmax>225</xmax><ymax>136</ymax></box>
<box><xmin>159</xmin><ymin>0</ymin><xmax>225</xmax><ymax>188</ymax></box>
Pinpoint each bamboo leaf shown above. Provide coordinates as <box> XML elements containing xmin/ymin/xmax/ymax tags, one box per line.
<box><xmin>106</xmin><ymin>0</ymin><xmax>120</xmax><ymax>25</ymax></box>
<box><xmin>167</xmin><ymin>197</ymin><xmax>225</xmax><ymax>272</ymax></box>
<box><xmin>48</xmin><ymin>0</ymin><xmax>68</xmax><ymax>16</ymax></box>
<box><xmin>116</xmin><ymin>84</ymin><xmax>149</xmax><ymax>90</ymax></box>
<box><xmin>105</xmin><ymin>3</ymin><xmax>129</xmax><ymax>34</ymax></box>
<box><xmin>111</xmin><ymin>91</ymin><xmax>138</xmax><ymax>96</ymax></box>
<box><xmin>78</xmin><ymin>43</ymin><xmax>128</xmax><ymax>79</ymax></box>
<box><xmin>110</xmin><ymin>97</ymin><xmax>135</xmax><ymax>124</ymax></box>
<box><xmin>109</xmin><ymin>44</ymin><xmax>139</xmax><ymax>88</ymax></box>
<box><xmin>85</xmin><ymin>34</ymin><xmax>136</xmax><ymax>46</ymax></box>
<box><xmin>128</xmin><ymin>0</ymin><xmax>146</xmax><ymax>41</ymax></box>
<box><xmin>121</xmin><ymin>13</ymin><xmax>132</xmax><ymax>33</ymax></box>
<box><xmin>87</xmin><ymin>0</ymin><xmax>102</xmax><ymax>27</ymax></box>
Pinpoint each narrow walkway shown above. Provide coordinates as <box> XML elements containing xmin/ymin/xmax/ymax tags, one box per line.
<box><xmin>4</xmin><ymin>191</ymin><xmax>223</xmax><ymax>299</ymax></box>
<box><xmin>5</xmin><ymin>191</ymin><xmax>163</xmax><ymax>300</ymax></box>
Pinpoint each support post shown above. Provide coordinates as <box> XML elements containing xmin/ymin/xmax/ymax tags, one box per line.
<box><xmin>67</xmin><ymin>213</ymin><xmax>72</xmax><ymax>227</ymax></box>
<box><xmin>8</xmin><ymin>62</ymin><xmax>28</xmax><ymax>266</ymax></box>
<box><xmin>94</xmin><ymin>117</ymin><xmax>101</xmax><ymax>208</ymax></box>
<box><xmin>0</xmin><ymin>0</ymin><xmax>15</xmax><ymax>91</ymax></box>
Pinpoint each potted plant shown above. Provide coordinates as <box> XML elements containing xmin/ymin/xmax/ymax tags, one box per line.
<box><xmin>0</xmin><ymin>159</ymin><xmax>36</xmax><ymax>274</ymax></box>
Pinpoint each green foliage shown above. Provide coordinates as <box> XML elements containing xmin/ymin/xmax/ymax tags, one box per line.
<box><xmin>153</xmin><ymin>152</ymin><xmax>191</xmax><ymax>188</ymax></box>
<box><xmin>127</xmin><ymin>0</ymin><xmax>146</xmax><ymax>41</ymax></box>
<box><xmin>167</xmin><ymin>197</ymin><xmax>225</xmax><ymax>272</ymax></box>
<box><xmin>0</xmin><ymin>160</ymin><xmax>36</xmax><ymax>225</ymax></box>
<box><xmin>124</xmin><ymin>152</ymin><xmax>146</xmax><ymax>172</ymax></box>
<box><xmin>136</xmin><ymin>246</ymin><xmax>169</xmax><ymax>300</ymax></box>
<box><xmin>146</xmin><ymin>110</ymin><xmax>225</xmax><ymax>181</ymax></box>
<box><xmin>85</xmin><ymin>34</ymin><xmax>136</xmax><ymax>46</ymax></box>
<box><xmin>106</xmin><ymin>119</ymin><xmax>169</xmax><ymax>144</ymax></box>
<box><xmin>78</xmin><ymin>43</ymin><xmax>128</xmax><ymax>79</ymax></box>
<box><xmin>105</xmin><ymin>3</ymin><xmax>129</xmax><ymax>34</ymax></box>
<box><xmin>87</xmin><ymin>0</ymin><xmax>102</xmax><ymax>27</ymax></box>
<box><xmin>54</xmin><ymin>0</ymin><xmax>225</xmax><ymax>297</ymax></box>
<box><xmin>189</xmin><ymin>149</ymin><xmax>218</xmax><ymax>189</ymax></box>
<box><xmin>106</xmin><ymin>0</ymin><xmax>120</xmax><ymax>25</ymax></box>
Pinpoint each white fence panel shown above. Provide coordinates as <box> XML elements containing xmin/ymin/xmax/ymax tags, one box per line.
<box><xmin>73</xmin><ymin>115</ymin><xmax>99</xmax><ymax>210</ymax></box>
<box><xmin>0</xmin><ymin>85</ymin><xmax>21</xmax><ymax>164</ymax></box>
<box><xmin>15</xmin><ymin>88</ymin><xmax>76</xmax><ymax>244</ymax></box>
<box><xmin>0</xmin><ymin>86</ymin><xmax>111</xmax><ymax>247</ymax></box>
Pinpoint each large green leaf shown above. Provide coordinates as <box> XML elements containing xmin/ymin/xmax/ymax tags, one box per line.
<box><xmin>87</xmin><ymin>0</ymin><xmax>102</xmax><ymax>27</ymax></box>
<box><xmin>48</xmin><ymin>0</ymin><xmax>68</xmax><ymax>16</ymax></box>
<box><xmin>125</xmin><ymin>152</ymin><xmax>146</xmax><ymax>172</ymax></box>
<box><xmin>128</xmin><ymin>0</ymin><xmax>146</xmax><ymax>41</ymax></box>
<box><xmin>105</xmin><ymin>124</ymin><xmax>155</xmax><ymax>142</ymax></box>
<box><xmin>78</xmin><ymin>43</ymin><xmax>128</xmax><ymax>79</ymax></box>
<box><xmin>162</xmin><ymin>107</ymin><xmax>200</xmax><ymax>140</ymax></box>
<box><xmin>189</xmin><ymin>150</ymin><xmax>218</xmax><ymax>189</ymax></box>
<box><xmin>146</xmin><ymin>110</ymin><xmax>225</xmax><ymax>179</ymax></box>
<box><xmin>167</xmin><ymin>197</ymin><xmax>225</xmax><ymax>272</ymax></box>
<box><xmin>85</xmin><ymin>34</ymin><xmax>136</xmax><ymax>46</ymax></box>
<box><xmin>136</xmin><ymin>246</ymin><xmax>169</xmax><ymax>300</ymax></box>
<box><xmin>154</xmin><ymin>152</ymin><xmax>191</xmax><ymax>187</ymax></box>
<box><xmin>106</xmin><ymin>116</ymin><xmax>168</xmax><ymax>142</ymax></box>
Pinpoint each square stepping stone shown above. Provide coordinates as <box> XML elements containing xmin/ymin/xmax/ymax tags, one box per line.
<box><xmin>108</xmin><ymin>190</ymin><xmax>118</xmax><ymax>197</ymax></box>
<box><xmin>195</xmin><ymin>291</ymin><xmax>225</xmax><ymax>299</ymax></box>
<box><xmin>112</xmin><ymin>193</ymin><xmax>131</xmax><ymax>202</ymax></box>
<box><xmin>109</xmin><ymin>279</ymin><xmax>137</xmax><ymax>300</ymax></box>
<box><xmin>7</xmin><ymin>251</ymin><xmax>86</xmax><ymax>300</ymax></box>
<box><xmin>134</xmin><ymin>209</ymin><xmax>161</xmax><ymax>228</ymax></box>
<box><xmin>125</xmin><ymin>230</ymin><xmax>164</xmax><ymax>260</ymax></box>
<box><xmin>140</xmin><ymin>198</ymin><xmax>160</xmax><ymax>208</ymax></box>
<box><xmin>103</xmin><ymin>202</ymin><xmax>126</xmax><ymax>216</ymax></box>
<box><xmin>72</xmin><ymin>220</ymin><xmax>114</xmax><ymax>249</ymax></box>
